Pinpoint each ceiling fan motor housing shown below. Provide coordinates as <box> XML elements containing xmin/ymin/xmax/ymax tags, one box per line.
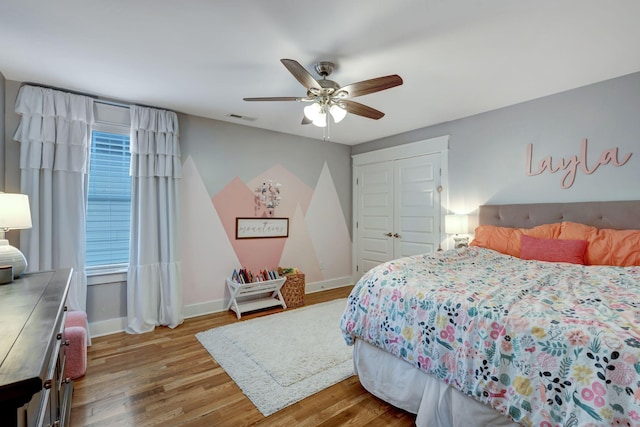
<box><xmin>314</xmin><ymin>61</ymin><xmax>336</xmax><ymax>77</ymax></box>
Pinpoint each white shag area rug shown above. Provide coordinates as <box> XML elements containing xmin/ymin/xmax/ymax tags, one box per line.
<box><xmin>195</xmin><ymin>299</ymin><xmax>354</xmax><ymax>416</ymax></box>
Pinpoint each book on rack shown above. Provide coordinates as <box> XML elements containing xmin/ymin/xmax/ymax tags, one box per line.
<box><xmin>231</xmin><ymin>267</ymin><xmax>281</xmax><ymax>284</ymax></box>
<box><xmin>231</xmin><ymin>269</ymin><xmax>240</xmax><ymax>283</ymax></box>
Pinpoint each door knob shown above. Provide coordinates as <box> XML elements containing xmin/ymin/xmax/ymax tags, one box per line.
<box><xmin>384</xmin><ymin>232</ymin><xmax>393</xmax><ymax>237</ymax></box>
<box><xmin>394</xmin><ymin>233</ymin><xmax>400</xmax><ymax>238</ymax></box>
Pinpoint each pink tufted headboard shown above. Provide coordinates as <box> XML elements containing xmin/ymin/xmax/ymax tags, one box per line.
<box><xmin>478</xmin><ymin>200</ymin><xmax>640</xmax><ymax>231</ymax></box>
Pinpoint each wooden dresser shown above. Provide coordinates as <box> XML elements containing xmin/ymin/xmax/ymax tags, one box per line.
<box><xmin>0</xmin><ymin>268</ymin><xmax>73</xmax><ymax>427</ymax></box>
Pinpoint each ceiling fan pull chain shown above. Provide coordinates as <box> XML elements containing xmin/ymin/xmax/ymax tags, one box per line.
<box><xmin>324</xmin><ymin>116</ymin><xmax>330</xmax><ymax>141</ymax></box>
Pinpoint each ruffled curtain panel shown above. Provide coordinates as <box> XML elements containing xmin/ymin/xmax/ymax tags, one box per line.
<box><xmin>126</xmin><ymin>105</ymin><xmax>183</xmax><ymax>333</ymax></box>
<box><xmin>13</xmin><ymin>84</ymin><xmax>93</xmax><ymax>314</ymax></box>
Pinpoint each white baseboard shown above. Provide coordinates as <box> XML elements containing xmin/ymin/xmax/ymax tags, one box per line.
<box><xmin>305</xmin><ymin>276</ymin><xmax>353</xmax><ymax>293</ymax></box>
<box><xmin>183</xmin><ymin>299</ymin><xmax>228</xmax><ymax>319</ymax></box>
<box><xmin>89</xmin><ymin>317</ymin><xmax>128</xmax><ymax>338</ymax></box>
<box><xmin>88</xmin><ymin>276</ymin><xmax>354</xmax><ymax>337</ymax></box>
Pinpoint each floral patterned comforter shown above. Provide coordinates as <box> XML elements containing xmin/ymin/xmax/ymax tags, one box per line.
<box><xmin>340</xmin><ymin>247</ymin><xmax>640</xmax><ymax>426</ymax></box>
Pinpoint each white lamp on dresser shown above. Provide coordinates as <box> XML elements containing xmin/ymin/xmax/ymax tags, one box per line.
<box><xmin>0</xmin><ymin>192</ymin><xmax>32</xmax><ymax>281</ymax></box>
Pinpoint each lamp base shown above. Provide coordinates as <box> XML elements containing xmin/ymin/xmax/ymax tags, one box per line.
<box><xmin>453</xmin><ymin>235</ymin><xmax>470</xmax><ymax>249</ymax></box>
<box><xmin>0</xmin><ymin>265</ymin><xmax>13</xmax><ymax>284</ymax></box>
<box><xmin>0</xmin><ymin>240</ymin><xmax>27</xmax><ymax>278</ymax></box>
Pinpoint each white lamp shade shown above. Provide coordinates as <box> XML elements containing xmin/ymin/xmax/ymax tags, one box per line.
<box><xmin>329</xmin><ymin>104</ymin><xmax>347</xmax><ymax>123</ymax></box>
<box><xmin>312</xmin><ymin>112</ymin><xmax>327</xmax><ymax>127</ymax></box>
<box><xmin>304</xmin><ymin>103</ymin><xmax>322</xmax><ymax>121</ymax></box>
<box><xmin>0</xmin><ymin>193</ymin><xmax>32</xmax><ymax>230</ymax></box>
<box><xmin>0</xmin><ymin>193</ymin><xmax>32</xmax><ymax>279</ymax></box>
<box><xmin>445</xmin><ymin>214</ymin><xmax>469</xmax><ymax>235</ymax></box>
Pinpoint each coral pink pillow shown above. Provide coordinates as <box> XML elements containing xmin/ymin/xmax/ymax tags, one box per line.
<box><xmin>520</xmin><ymin>235</ymin><xmax>587</xmax><ymax>264</ymax></box>
<box><xmin>558</xmin><ymin>221</ymin><xmax>640</xmax><ymax>266</ymax></box>
<box><xmin>470</xmin><ymin>223</ymin><xmax>562</xmax><ymax>257</ymax></box>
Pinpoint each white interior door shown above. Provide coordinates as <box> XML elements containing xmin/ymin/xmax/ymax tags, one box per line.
<box><xmin>356</xmin><ymin>161</ymin><xmax>394</xmax><ymax>277</ymax></box>
<box><xmin>394</xmin><ymin>154</ymin><xmax>441</xmax><ymax>257</ymax></box>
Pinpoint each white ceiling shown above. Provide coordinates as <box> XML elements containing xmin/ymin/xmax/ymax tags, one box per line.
<box><xmin>2</xmin><ymin>1</ymin><xmax>640</xmax><ymax>146</ymax></box>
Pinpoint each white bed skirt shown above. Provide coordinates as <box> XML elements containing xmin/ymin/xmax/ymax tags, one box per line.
<box><xmin>353</xmin><ymin>339</ymin><xmax>520</xmax><ymax>427</ymax></box>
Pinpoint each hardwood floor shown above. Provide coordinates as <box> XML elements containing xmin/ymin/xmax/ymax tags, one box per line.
<box><xmin>70</xmin><ymin>287</ymin><xmax>416</xmax><ymax>426</ymax></box>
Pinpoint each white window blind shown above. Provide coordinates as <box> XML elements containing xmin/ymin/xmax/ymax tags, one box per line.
<box><xmin>86</xmin><ymin>130</ymin><xmax>131</xmax><ymax>269</ymax></box>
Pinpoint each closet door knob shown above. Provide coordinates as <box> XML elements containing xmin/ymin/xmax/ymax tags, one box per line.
<box><xmin>384</xmin><ymin>232</ymin><xmax>393</xmax><ymax>237</ymax></box>
<box><xmin>394</xmin><ymin>233</ymin><xmax>401</xmax><ymax>238</ymax></box>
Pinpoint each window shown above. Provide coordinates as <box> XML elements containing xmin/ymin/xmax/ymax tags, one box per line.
<box><xmin>85</xmin><ymin>130</ymin><xmax>131</xmax><ymax>271</ymax></box>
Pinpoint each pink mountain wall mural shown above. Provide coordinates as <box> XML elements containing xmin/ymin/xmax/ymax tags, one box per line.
<box><xmin>247</xmin><ymin>164</ymin><xmax>314</xmax><ymax>218</ymax></box>
<box><xmin>212</xmin><ymin>176</ymin><xmax>288</xmax><ymax>273</ymax></box>
<box><xmin>305</xmin><ymin>163</ymin><xmax>352</xmax><ymax>279</ymax></box>
<box><xmin>280</xmin><ymin>203</ymin><xmax>322</xmax><ymax>281</ymax></box>
<box><xmin>212</xmin><ymin>164</ymin><xmax>315</xmax><ymax>274</ymax></box>
<box><xmin>179</xmin><ymin>156</ymin><xmax>240</xmax><ymax>305</ymax></box>
<box><xmin>180</xmin><ymin>158</ymin><xmax>351</xmax><ymax>307</ymax></box>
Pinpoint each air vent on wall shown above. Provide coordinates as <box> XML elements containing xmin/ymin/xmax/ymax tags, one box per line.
<box><xmin>226</xmin><ymin>113</ymin><xmax>257</xmax><ymax>122</ymax></box>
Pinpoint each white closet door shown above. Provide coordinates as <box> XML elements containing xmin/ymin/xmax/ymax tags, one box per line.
<box><xmin>394</xmin><ymin>154</ymin><xmax>441</xmax><ymax>257</ymax></box>
<box><xmin>356</xmin><ymin>161</ymin><xmax>395</xmax><ymax>276</ymax></box>
<box><xmin>352</xmin><ymin>136</ymin><xmax>449</xmax><ymax>282</ymax></box>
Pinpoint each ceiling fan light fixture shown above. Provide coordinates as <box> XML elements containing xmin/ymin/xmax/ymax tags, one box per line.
<box><xmin>312</xmin><ymin>112</ymin><xmax>327</xmax><ymax>127</ymax></box>
<box><xmin>304</xmin><ymin>102</ymin><xmax>322</xmax><ymax>121</ymax></box>
<box><xmin>329</xmin><ymin>104</ymin><xmax>347</xmax><ymax>123</ymax></box>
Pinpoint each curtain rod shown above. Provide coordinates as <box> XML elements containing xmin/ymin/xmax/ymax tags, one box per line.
<box><xmin>95</xmin><ymin>98</ymin><xmax>130</xmax><ymax>109</ymax></box>
<box><xmin>22</xmin><ymin>82</ymin><xmax>168</xmax><ymax>112</ymax></box>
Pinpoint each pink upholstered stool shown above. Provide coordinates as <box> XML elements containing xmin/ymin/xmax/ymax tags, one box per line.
<box><xmin>64</xmin><ymin>311</ymin><xmax>88</xmax><ymax>379</ymax></box>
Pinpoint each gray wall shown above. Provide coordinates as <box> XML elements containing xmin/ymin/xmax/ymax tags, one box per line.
<box><xmin>2</xmin><ymin>77</ymin><xmax>22</xmax><ymax>248</ymax></box>
<box><xmin>353</xmin><ymin>72</ymin><xmax>640</xmax><ymax>214</ymax></box>
<box><xmin>4</xmin><ymin>81</ymin><xmax>20</xmax><ymax>194</ymax></box>
<box><xmin>1</xmin><ymin>72</ymin><xmax>5</xmax><ymax>190</ymax></box>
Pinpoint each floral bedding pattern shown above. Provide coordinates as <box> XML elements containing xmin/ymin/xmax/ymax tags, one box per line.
<box><xmin>340</xmin><ymin>247</ymin><xmax>640</xmax><ymax>427</ymax></box>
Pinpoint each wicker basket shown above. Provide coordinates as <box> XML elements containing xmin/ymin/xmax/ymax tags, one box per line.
<box><xmin>280</xmin><ymin>273</ymin><xmax>305</xmax><ymax>308</ymax></box>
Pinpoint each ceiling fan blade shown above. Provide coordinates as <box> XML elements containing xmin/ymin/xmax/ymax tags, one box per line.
<box><xmin>243</xmin><ymin>97</ymin><xmax>300</xmax><ymax>101</ymax></box>
<box><xmin>338</xmin><ymin>75</ymin><xmax>403</xmax><ymax>98</ymax></box>
<box><xmin>281</xmin><ymin>59</ymin><xmax>322</xmax><ymax>91</ymax></box>
<box><xmin>343</xmin><ymin>100</ymin><xmax>385</xmax><ymax>120</ymax></box>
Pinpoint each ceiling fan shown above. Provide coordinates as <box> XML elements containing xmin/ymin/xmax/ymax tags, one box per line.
<box><xmin>244</xmin><ymin>59</ymin><xmax>403</xmax><ymax>128</ymax></box>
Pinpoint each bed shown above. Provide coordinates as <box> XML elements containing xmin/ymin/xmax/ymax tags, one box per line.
<box><xmin>340</xmin><ymin>201</ymin><xmax>640</xmax><ymax>427</ymax></box>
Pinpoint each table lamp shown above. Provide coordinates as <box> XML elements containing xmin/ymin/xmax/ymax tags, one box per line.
<box><xmin>445</xmin><ymin>214</ymin><xmax>470</xmax><ymax>249</ymax></box>
<box><xmin>0</xmin><ymin>192</ymin><xmax>32</xmax><ymax>282</ymax></box>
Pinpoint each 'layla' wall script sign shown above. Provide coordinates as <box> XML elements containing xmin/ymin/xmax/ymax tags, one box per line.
<box><xmin>526</xmin><ymin>139</ymin><xmax>632</xmax><ymax>189</ymax></box>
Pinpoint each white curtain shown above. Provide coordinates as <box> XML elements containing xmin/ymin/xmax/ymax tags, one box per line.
<box><xmin>13</xmin><ymin>85</ymin><xmax>93</xmax><ymax>313</ymax></box>
<box><xmin>126</xmin><ymin>105</ymin><xmax>183</xmax><ymax>334</ymax></box>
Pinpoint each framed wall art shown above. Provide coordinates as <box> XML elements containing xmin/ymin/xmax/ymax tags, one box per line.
<box><xmin>235</xmin><ymin>217</ymin><xmax>289</xmax><ymax>239</ymax></box>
